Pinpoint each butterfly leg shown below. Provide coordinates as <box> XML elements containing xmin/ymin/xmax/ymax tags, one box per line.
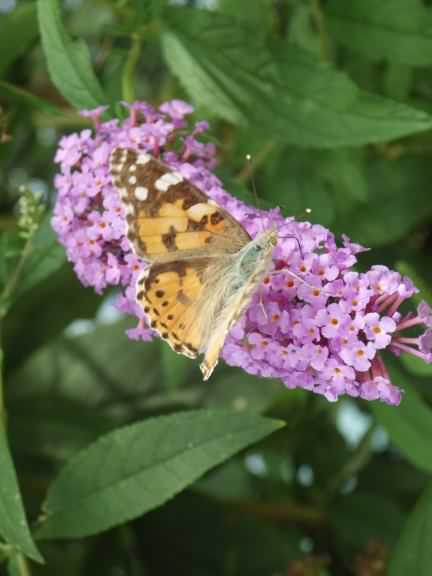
<box><xmin>258</xmin><ymin>288</ymin><xmax>268</xmax><ymax>322</ymax></box>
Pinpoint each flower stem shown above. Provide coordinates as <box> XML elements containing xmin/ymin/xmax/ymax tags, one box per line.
<box><xmin>0</xmin><ymin>235</ymin><xmax>33</xmax><ymax>319</ymax></box>
<box><xmin>14</xmin><ymin>552</ymin><xmax>31</xmax><ymax>576</ymax></box>
<box><xmin>312</xmin><ymin>0</ymin><xmax>332</xmax><ymax>62</ymax></box>
<box><xmin>122</xmin><ymin>34</ymin><xmax>142</xmax><ymax>102</ymax></box>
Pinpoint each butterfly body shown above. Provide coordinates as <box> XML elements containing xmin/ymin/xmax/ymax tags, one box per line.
<box><xmin>109</xmin><ymin>147</ymin><xmax>277</xmax><ymax>379</ymax></box>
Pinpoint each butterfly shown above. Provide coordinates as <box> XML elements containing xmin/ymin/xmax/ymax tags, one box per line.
<box><xmin>109</xmin><ymin>147</ymin><xmax>277</xmax><ymax>380</ymax></box>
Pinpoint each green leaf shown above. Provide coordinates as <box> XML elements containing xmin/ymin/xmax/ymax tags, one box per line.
<box><xmin>0</xmin><ymin>388</ymin><xmax>42</xmax><ymax>561</ymax></box>
<box><xmin>389</xmin><ymin>481</ymin><xmax>432</xmax><ymax>576</ymax></box>
<box><xmin>0</xmin><ymin>3</ymin><xmax>39</xmax><ymax>78</ymax></box>
<box><xmin>37</xmin><ymin>0</ymin><xmax>107</xmax><ymax>109</ymax></box>
<box><xmin>37</xmin><ymin>410</ymin><xmax>284</xmax><ymax>539</ymax></box>
<box><xmin>161</xmin><ymin>7</ymin><xmax>432</xmax><ymax>147</ymax></box>
<box><xmin>269</xmin><ymin>43</ymin><xmax>432</xmax><ymax>147</ymax></box>
<box><xmin>17</xmin><ymin>216</ymin><xmax>66</xmax><ymax>297</ymax></box>
<box><xmin>372</xmin><ymin>381</ymin><xmax>432</xmax><ymax>474</ymax></box>
<box><xmin>161</xmin><ymin>7</ymin><xmax>269</xmax><ymax>126</ymax></box>
<box><xmin>327</xmin><ymin>0</ymin><xmax>432</xmax><ymax>68</ymax></box>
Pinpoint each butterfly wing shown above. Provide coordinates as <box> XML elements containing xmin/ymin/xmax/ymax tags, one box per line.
<box><xmin>137</xmin><ymin>259</ymin><xmax>210</xmax><ymax>359</ymax></box>
<box><xmin>109</xmin><ymin>147</ymin><xmax>250</xmax><ymax>263</ymax></box>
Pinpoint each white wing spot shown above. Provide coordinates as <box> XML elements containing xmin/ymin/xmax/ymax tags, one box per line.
<box><xmin>155</xmin><ymin>171</ymin><xmax>183</xmax><ymax>192</ymax></box>
<box><xmin>129</xmin><ymin>164</ymin><xmax>137</xmax><ymax>172</ymax></box>
<box><xmin>129</xmin><ymin>175</ymin><xmax>137</xmax><ymax>185</ymax></box>
<box><xmin>117</xmin><ymin>187</ymin><xmax>128</xmax><ymax>199</ymax></box>
<box><xmin>136</xmin><ymin>153</ymin><xmax>151</xmax><ymax>165</ymax></box>
<box><xmin>187</xmin><ymin>202</ymin><xmax>217</xmax><ymax>222</ymax></box>
<box><xmin>134</xmin><ymin>186</ymin><xmax>148</xmax><ymax>201</ymax></box>
<box><xmin>124</xmin><ymin>202</ymin><xmax>135</xmax><ymax>216</ymax></box>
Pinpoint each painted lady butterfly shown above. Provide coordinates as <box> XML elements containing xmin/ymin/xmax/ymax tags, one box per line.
<box><xmin>110</xmin><ymin>148</ymin><xmax>277</xmax><ymax>380</ymax></box>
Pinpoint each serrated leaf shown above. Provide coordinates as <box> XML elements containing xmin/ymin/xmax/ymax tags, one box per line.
<box><xmin>372</xmin><ymin>380</ymin><xmax>432</xmax><ymax>474</ymax></box>
<box><xmin>269</xmin><ymin>43</ymin><xmax>432</xmax><ymax>147</ymax></box>
<box><xmin>162</xmin><ymin>7</ymin><xmax>271</xmax><ymax>126</ymax></box>
<box><xmin>162</xmin><ymin>7</ymin><xmax>432</xmax><ymax>148</ymax></box>
<box><xmin>37</xmin><ymin>0</ymin><xmax>107</xmax><ymax>109</ymax></box>
<box><xmin>389</xmin><ymin>481</ymin><xmax>432</xmax><ymax>576</ymax></box>
<box><xmin>327</xmin><ymin>0</ymin><xmax>432</xmax><ymax>68</ymax></box>
<box><xmin>0</xmin><ymin>3</ymin><xmax>39</xmax><ymax>78</ymax></box>
<box><xmin>37</xmin><ymin>410</ymin><xmax>283</xmax><ymax>539</ymax></box>
<box><xmin>0</xmin><ymin>376</ymin><xmax>42</xmax><ymax>561</ymax></box>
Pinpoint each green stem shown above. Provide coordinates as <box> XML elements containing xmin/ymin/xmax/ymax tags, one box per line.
<box><xmin>312</xmin><ymin>0</ymin><xmax>332</xmax><ymax>62</ymax></box>
<box><xmin>0</xmin><ymin>231</ymin><xmax>36</xmax><ymax>574</ymax></box>
<box><xmin>0</xmin><ymin>236</ymin><xmax>33</xmax><ymax>318</ymax></box>
<box><xmin>122</xmin><ymin>34</ymin><xmax>142</xmax><ymax>102</ymax></box>
<box><xmin>14</xmin><ymin>552</ymin><xmax>31</xmax><ymax>576</ymax></box>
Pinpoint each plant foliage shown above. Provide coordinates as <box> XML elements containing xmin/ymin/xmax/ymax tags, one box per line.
<box><xmin>0</xmin><ymin>0</ymin><xmax>431</xmax><ymax>574</ymax></box>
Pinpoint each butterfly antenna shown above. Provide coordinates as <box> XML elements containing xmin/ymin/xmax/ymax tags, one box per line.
<box><xmin>279</xmin><ymin>233</ymin><xmax>304</xmax><ymax>261</ymax></box>
<box><xmin>245</xmin><ymin>153</ymin><xmax>261</xmax><ymax>209</ymax></box>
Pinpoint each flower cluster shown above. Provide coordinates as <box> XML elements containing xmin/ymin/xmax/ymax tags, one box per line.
<box><xmin>52</xmin><ymin>100</ymin><xmax>432</xmax><ymax>405</ymax></box>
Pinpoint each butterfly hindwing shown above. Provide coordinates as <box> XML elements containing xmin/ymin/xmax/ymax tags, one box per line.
<box><xmin>109</xmin><ymin>148</ymin><xmax>250</xmax><ymax>262</ymax></box>
<box><xmin>137</xmin><ymin>259</ymin><xmax>208</xmax><ymax>359</ymax></box>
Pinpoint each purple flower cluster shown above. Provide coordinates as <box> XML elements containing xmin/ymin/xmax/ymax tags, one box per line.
<box><xmin>52</xmin><ymin>101</ymin><xmax>432</xmax><ymax>405</ymax></box>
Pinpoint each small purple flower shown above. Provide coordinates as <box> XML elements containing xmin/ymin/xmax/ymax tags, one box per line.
<box><xmin>340</xmin><ymin>341</ymin><xmax>376</xmax><ymax>372</ymax></box>
<box><xmin>52</xmin><ymin>100</ymin><xmax>432</xmax><ymax>406</ymax></box>
<box><xmin>316</xmin><ymin>303</ymin><xmax>349</xmax><ymax>339</ymax></box>
<box><xmin>363</xmin><ymin>313</ymin><xmax>396</xmax><ymax>349</ymax></box>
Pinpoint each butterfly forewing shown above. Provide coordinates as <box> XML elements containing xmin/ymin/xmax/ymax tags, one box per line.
<box><xmin>109</xmin><ymin>147</ymin><xmax>250</xmax><ymax>262</ymax></box>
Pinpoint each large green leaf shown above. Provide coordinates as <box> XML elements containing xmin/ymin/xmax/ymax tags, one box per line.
<box><xmin>0</xmin><ymin>389</ymin><xmax>42</xmax><ymax>561</ymax></box>
<box><xmin>37</xmin><ymin>410</ymin><xmax>283</xmax><ymax>539</ymax></box>
<box><xmin>37</xmin><ymin>0</ymin><xmax>107</xmax><ymax>109</ymax></box>
<box><xmin>389</xmin><ymin>481</ymin><xmax>432</xmax><ymax>576</ymax></box>
<box><xmin>327</xmin><ymin>0</ymin><xmax>432</xmax><ymax>67</ymax></box>
<box><xmin>0</xmin><ymin>3</ymin><xmax>39</xmax><ymax>78</ymax></box>
<box><xmin>162</xmin><ymin>7</ymin><xmax>432</xmax><ymax>147</ymax></box>
<box><xmin>372</xmin><ymin>381</ymin><xmax>432</xmax><ymax>474</ymax></box>
<box><xmin>161</xmin><ymin>7</ymin><xmax>271</xmax><ymax>126</ymax></box>
<box><xmin>269</xmin><ymin>43</ymin><xmax>432</xmax><ymax>147</ymax></box>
